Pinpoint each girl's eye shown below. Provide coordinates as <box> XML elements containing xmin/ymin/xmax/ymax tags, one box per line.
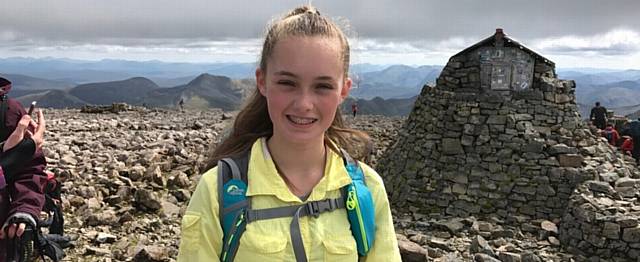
<box><xmin>317</xmin><ymin>84</ymin><xmax>334</xmax><ymax>90</ymax></box>
<box><xmin>277</xmin><ymin>80</ymin><xmax>296</xmax><ymax>86</ymax></box>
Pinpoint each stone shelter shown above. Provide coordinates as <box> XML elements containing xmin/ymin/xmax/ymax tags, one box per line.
<box><xmin>377</xmin><ymin>29</ymin><xmax>640</xmax><ymax>260</ymax></box>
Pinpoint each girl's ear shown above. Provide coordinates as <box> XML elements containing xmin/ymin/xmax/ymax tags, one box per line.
<box><xmin>340</xmin><ymin>77</ymin><xmax>352</xmax><ymax>100</ymax></box>
<box><xmin>256</xmin><ymin>68</ymin><xmax>267</xmax><ymax>96</ymax></box>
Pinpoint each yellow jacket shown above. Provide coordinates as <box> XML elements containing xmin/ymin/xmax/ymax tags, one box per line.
<box><xmin>178</xmin><ymin>138</ymin><xmax>401</xmax><ymax>261</ymax></box>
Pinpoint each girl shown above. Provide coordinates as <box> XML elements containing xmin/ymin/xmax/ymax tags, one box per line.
<box><xmin>178</xmin><ymin>5</ymin><xmax>401</xmax><ymax>262</ymax></box>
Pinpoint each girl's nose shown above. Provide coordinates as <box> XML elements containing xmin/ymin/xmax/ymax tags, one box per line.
<box><xmin>293</xmin><ymin>90</ymin><xmax>314</xmax><ymax>111</ymax></box>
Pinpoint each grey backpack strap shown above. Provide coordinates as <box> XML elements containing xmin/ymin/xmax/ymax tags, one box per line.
<box><xmin>244</xmin><ymin>197</ymin><xmax>345</xmax><ymax>262</ymax></box>
<box><xmin>245</xmin><ymin>198</ymin><xmax>344</xmax><ymax>222</ymax></box>
<box><xmin>339</xmin><ymin>148</ymin><xmax>354</xmax><ymax>164</ymax></box>
<box><xmin>290</xmin><ymin>206</ymin><xmax>308</xmax><ymax>262</ymax></box>
<box><xmin>220</xmin><ymin>158</ymin><xmax>242</xmax><ymax>180</ymax></box>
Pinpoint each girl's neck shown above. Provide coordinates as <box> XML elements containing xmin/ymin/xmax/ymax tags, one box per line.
<box><xmin>267</xmin><ymin>134</ymin><xmax>326</xmax><ymax>174</ymax></box>
<box><xmin>266</xmin><ymin>134</ymin><xmax>327</xmax><ymax>196</ymax></box>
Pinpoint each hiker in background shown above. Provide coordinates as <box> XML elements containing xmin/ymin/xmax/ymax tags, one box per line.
<box><xmin>0</xmin><ymin>77</ymin><xmax>49</xmax><ymax>260</ymax></box>
<box><xmin>628</xmin><ymin>118</ymin><xmax>640</xmax><ymax>164</ymax></box>
<box><xmin>178</xmin><ymin>98</ymin><xmax>184</xmax><ymax>112</ymax></box>
<box><xmin>590</xmin><ymin>101</ymin><xmax>607</xmax><ymax>130</ymax></box>
<box><xmin>352</xmin><ymin>101</ymin><xmax>358</xmax><ymax>117</ymax></box>
<box><xmin>178</xmin><ymin>5</ymin><xmax>400</xmax><ymax>261</ymax></box>
<box><xmin>602</xmin><ymin>123</ymin><xmax>620</xmax><ymax>146</ymax></box>
<box><xmin>621</xmin><ymin>136</ymin><xmax>634</xmax><ymax>156</ymax></box>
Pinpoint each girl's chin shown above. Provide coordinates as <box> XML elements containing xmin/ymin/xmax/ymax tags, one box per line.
<box><xmin>274</xmin><ymin>130</ymin><xmax>325</xmax><ymax>144</ymax></box>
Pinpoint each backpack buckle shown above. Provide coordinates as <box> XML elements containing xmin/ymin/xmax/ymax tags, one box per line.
<box><xmin>306</xmin><ymin>199</ymin><xmax>336</xmax><ymax>218</ymax></box>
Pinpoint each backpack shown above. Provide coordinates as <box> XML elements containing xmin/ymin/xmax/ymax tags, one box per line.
<box><xmin>217</xmin><ymin>148</ymin><xmax>376</xmax><ymax>262</ymax></box>
<box><xmin>629</xmin><ymin>121</ymin><xmax>640</xmax><ymax>138</ymax></box>
<box><xmin>604</xmin><ymin>130</ymin><xmax>614</xmax><ymax>143</ymax></box>
<box><xmin>33</xmin><ymin>170</ymin><xmax>68</xmax><ymax>261</ymax></box>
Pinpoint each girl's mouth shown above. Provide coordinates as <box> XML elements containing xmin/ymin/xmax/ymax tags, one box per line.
<box><xmin>287</xmin><ymin>115</ymin><xmax>317</xmax><ymax>125</ymax></box>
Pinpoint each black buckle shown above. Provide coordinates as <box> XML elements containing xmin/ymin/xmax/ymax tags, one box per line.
<box><xmin>306</xmin><ymin>200</ymin><xmax>336</xmax><ymax>218</ymax></box>
<box><xmin>306</xmin><ymin>202</ymin><xmax>320</xmax><ymax>218</ymax></box>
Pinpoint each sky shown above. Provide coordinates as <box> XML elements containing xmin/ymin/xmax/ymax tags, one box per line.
<box><xmin>1</xmin><ymin>0</ymin><xmax>639</xmax><ymax>69</ymax></box>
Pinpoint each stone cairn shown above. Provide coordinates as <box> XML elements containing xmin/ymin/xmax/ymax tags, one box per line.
<box><xmin>377</xmin><ymin>29</ymin><xmax>640</xmax><ymax>260</ymax></box>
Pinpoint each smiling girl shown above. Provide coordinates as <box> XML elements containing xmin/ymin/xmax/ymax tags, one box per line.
<box><xmin>178</xmin><ymin>5</ymin><xmax>400</xmax><ymax>261</ymax></box>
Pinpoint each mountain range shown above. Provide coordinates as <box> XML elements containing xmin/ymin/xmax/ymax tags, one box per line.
<box><xmin>2</xmin><ymin>57</ymin><xmax>640</xmax><ymax>117</ymax></box>
<box><xmin>558</xmin><ymin>69</ymin><xmax>640</xmax><ymax>119</ymax></box>
<box><xmin>350</xmin><ymin>65</ymin><xmax>441</xmax><ymax>99</ymax></box>
<box><xmin>8</xmin><ymin>73</ymin><xmax>253</xmax><ymax>111</ymax></box>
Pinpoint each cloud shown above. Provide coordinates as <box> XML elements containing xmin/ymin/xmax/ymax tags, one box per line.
<box><xmin>1</xmin><ymin>0</ymin><xmax>639</xmax><ymax>44</ymax></box>
<box><xmin>0</xmin><ymin>0</ymin><xmax>639</xmax><ymax>67</ymax></box>
<box><xmin>532</xmin><ymin>29</ymin><xmax>640</xmax><ymax>56</ymax></box>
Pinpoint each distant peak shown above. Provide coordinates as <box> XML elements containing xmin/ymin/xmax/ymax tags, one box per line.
<box><xmin>189</xmin><ymin>73</ymin><xmax>230</xmax><ymax>85</ymax></box>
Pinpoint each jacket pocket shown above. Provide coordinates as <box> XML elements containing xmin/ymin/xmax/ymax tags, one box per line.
<box><xmin>179</xmin><ymin>213</ymin><xmax>201</xmax><ymax>252</ymax></box>
<box><xmin>236</xmin><ymin>233</ymin><xmax>287</xmax><ymax>261</ymax></box>
<box><xmin>323</xmin><ymin>236</ymin><xmax>358</xmax><ymax>261</ymax></box>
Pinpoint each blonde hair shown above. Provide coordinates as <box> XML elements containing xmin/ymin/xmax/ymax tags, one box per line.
<box><xmin>204</xmin><ymin>5</ymin><xmax>369</xmax><ymax>170</ymax></box>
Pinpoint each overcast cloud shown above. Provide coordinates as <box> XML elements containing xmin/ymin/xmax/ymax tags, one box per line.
<box><xmin>1</xmin><ymin>0</ymin><xmax>639</xmax><ymax>68</ymax></box>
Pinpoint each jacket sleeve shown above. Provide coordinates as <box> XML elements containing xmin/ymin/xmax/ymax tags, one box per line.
<box><xmin>3</xmin><ymin>99</ymin><xmax>46</xmax><ymax>219</ymax></box>
<box><xmin>177</xmin><ymin>167</ymin><xmax>223</xmax><ymax>261</ymax></box>
<box><xmin>9</xmin><ymin>156</ymin><xmax>47</xmax><ymax>218</ymax></box>
<box><xmin>623</xmin><ymin>140</ymin><xmax>633</xmax><ymax>151</ymax></box>
<box><xmin>360</xmin><ymin>164</ymin><xmax>402</xmax><ymax>262</ymax></box>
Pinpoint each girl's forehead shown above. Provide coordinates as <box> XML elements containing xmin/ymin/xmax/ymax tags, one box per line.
<box><xmin>275</xmin><ymin>36</ymin><xmax>342</xmax><ymax>56</ymax></box>
<box><xmin>268</xmin><ymin>36</ymin><xmax>344</xmax><ymax>76</ymax></box>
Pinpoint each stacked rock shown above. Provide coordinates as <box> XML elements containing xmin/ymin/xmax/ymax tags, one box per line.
<box><xmin>560</xmin><ymin>178</ymin><xmax>640</xmax><ymax>260</ymax></box>
<box><xmin>376</xmin><ymin>29</ymin><xmax>640</xmax><ymax>259</ymax></box>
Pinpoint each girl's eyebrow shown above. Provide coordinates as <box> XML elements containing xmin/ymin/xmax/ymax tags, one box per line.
<box><xmin>274</xmin><ymin>71</ymin><xmax>298</xmax><ymax>78</ymax></box>
<box><xmin>316</xmin><ymin>76</ymin><xmax>336</xmax><ymax>81</ymax></box>
<box><xmin>274</xmin><ymin>71</ymin><xmax>336</xmax><ymax>81</ymax></box>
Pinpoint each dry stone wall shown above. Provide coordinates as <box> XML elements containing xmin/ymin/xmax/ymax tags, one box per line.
<box><xmin>378</xmin><ymin>48</ymin><xmax>593</xmax><ymax>220</ymax></box>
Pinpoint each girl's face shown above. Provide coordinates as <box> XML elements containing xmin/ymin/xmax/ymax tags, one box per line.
<box><xmin>256</xmin><ymin>36</ymin><xmax>351</xmax><ymax>145</ymax></box>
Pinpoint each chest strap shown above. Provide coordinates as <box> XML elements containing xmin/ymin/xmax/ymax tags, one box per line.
<box><xmin>245</xmin><ymin>196</ymin><xmax>346</xmax><ymax>262</ymax></box>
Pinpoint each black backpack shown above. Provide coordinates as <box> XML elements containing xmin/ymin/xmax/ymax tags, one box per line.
<box><xmin>629</xmin><ymin>121</ymin><xmax>640</xmax><ymax>138</ymax></box>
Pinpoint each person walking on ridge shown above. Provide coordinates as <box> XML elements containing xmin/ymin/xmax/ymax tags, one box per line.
<box><xmin>590</xmin><ymin>101</ymin><xmax>607</xmax><ymax>130</ymax></box>
<box><xmin>351</xmin><ymin>102</ymin><xmax>358</xmax><ymax>117</ymax></box>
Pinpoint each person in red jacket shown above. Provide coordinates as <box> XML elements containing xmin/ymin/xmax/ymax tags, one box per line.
<box><xmin>621</xmin><ymin>136</ymin><xmax>634</xmax><ymax>156</ymax></box>
<box><xmin>602</xmin><ymin>124</ymin><xmax>620</xmax><ymax>146</ymax></box>
<box><xmin>0</xmin><ymin>76</ymin><xmax>48</xmax><ymax>261</ymax></box>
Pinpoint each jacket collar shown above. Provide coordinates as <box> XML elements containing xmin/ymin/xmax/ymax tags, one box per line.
<box><xmin>246</xmin><ymin>137</ymin><xmax>351</xmax><ymax>203</ymax></box>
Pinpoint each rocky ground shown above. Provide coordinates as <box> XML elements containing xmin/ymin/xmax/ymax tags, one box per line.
<box><xmin>45</xmin><ymin>107</ymin><xmax>224</xmax><ymax>261</ymax></box>
<box><xmin>43</xmin><ymin>108</ymin><xmax>404</xmax><ymax>261</ymax></box>
<box><xmin>40</xmin><ymin>108</ymin><xmax>608</xmax><ymax>261</ymax></box>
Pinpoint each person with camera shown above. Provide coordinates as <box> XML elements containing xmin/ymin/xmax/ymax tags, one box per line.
<box><xmin>0</xmin><ymin>76</ymin><xmax>48</xmax><ymax>261</ymax></box>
